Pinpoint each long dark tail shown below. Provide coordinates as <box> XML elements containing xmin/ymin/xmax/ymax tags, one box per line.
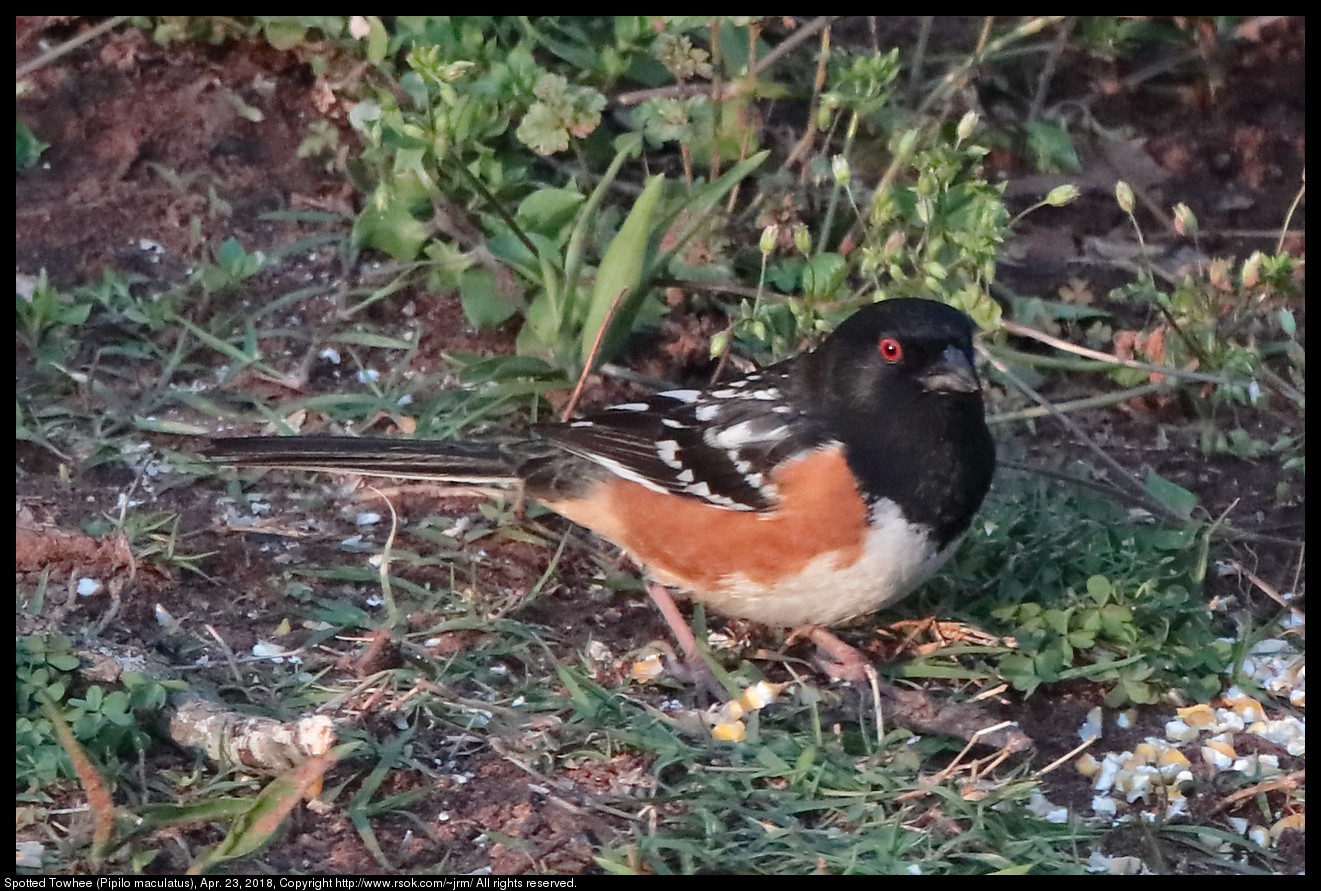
<box><xmin>207</xmin><ymin>435</ymin><xmax>523</xmax><ymax>483</ymax></box>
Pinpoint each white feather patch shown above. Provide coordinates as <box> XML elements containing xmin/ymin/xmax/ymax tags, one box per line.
<box><xmin>691</xmin><ymin>499</ymin><xmax>956</xmax><ymax>626</ymax></box>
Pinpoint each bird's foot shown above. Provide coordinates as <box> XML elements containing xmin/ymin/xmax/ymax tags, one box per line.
<box><xmin>644</xmin><ymin>581</ymin><xmax>734</xmax><ymax>701</ymax></box>
<box><xmin>789</xmin><ymin>625</ymin><xmax>880</xmax><ymax>685</ymax></box>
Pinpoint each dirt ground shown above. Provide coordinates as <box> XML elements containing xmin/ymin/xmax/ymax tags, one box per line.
<box><xmin>16</xmin><ymin>17</ymin><xmax>1304</xmax><ymax>875</ymax></box>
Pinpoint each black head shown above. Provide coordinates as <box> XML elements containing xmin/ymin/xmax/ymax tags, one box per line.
<box><xmin>795</xmin><ymin>298</ymin><xmax>994</xmax><ymax>545</ymax></box>
<box><xmin>805</xmin><ymin>298</ymin><xmax>982</xmax><ymax>410</ymax></box>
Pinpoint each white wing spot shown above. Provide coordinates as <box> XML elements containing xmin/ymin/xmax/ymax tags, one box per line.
<box><xmin>659</xmin><ymin>388</ymin><xmax>700</xmax><ymax>403</ymax></box>
<box><xmin>706</xmin><ymin>421</ymin><xmax>789</xmax><ymax>450</ymax></box>
<box><xmin>656</xmin><ymin>439</ymin><xmax>681</xmax><ymax>468</ymax></box>
<box><xmin>705</xmin><ymin>421</ymin><xmax>753</xmax><ymax>449</ymax></box>
<box><xmin>682</xmin><ymin>480</ymin><xmax>743</xmax><ymax>508</ymax></box>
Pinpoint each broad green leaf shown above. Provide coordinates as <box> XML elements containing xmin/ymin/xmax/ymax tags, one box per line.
<box><xmin>579</xmin><ymin>173</ymin><xmax>665</xmax><ymax>365</ymax></box>
<box><xmin>363</xmin><ymin>16</ymin><xmax>389</xmax><ymax>64</ymax></box>
<box><xmin>560</xmin><ymin>135</ymin><xmax>642</xmax><ymax>331</ymax></box>
<box><xmin>517</xmin><ymin>290</ymin><xmax>566</xmax><ymax>360</ymax></box>
<box><xmin>1143</xmin><ymin>470</ymin><xmax>1198</xmax><ymax>520</ymax></box>
<box><xmin>459</xmin><ymin>266</ymin><xmax>524</xmax><ymax>328</ymax></box>
<box><xmin>1025</xmin><ymin>119</ymin><xmax>1081</xmax><ymax>173</ymax></box>
<box><xmin>353</xmin><ymin>201</ymin><xmax>429</xmax><ymax>260</ymax></box>
<box><xmin>801</xmin><ymin>252</ymin><xmax>848</xmax><ymax>299</ymax></box>
<box><xmin>516</xmin><ymin>187</ymin><xmax>585</xmax><ymax>237</ymax></box>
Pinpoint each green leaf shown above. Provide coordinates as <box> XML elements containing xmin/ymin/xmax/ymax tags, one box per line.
<box><xmin>516</xmin><ymin>103</ymin><xmax>570</xmax><ymax>155</ymax></box>
<box><xmin>259</xmin><ymin>20</ymin><xmax>310</xmax><ymax>50</ymax></box>
<box><xmin>1098</xmin><ymin>604</ymin><xmax>1135</xmax><ymax>639</ymax></box>
<box><xmin>1143</xmin><ymin>470</ymin><xmax>1198</xmax><ymax>520</ymax></box>
<box><xmin>197</xmin><ymin>754</ymin><xmax>332</xmax><ymax>870</ymax></box>
<box><xmin>516</xmin><ymin>74</ymin><xmax>605</xmax><ymax>156</ymax></box>
<box><xmin>363</xmin><ymin>16</ymin><xmax>389</xmax><ymax>65</ymax></box>
<box><xmin>579</xmin><ymin>173</ymin><xmax>665</xmax><ymax>365</ymax></box>
<box><xmin>454</xmin><ymin>353</ymin><xmax>559</xmax><ymax>385</ymax></box>
<box><xmin>353</xmin><ymin>201</ymin><xmax>429</xmax><ymax>260</ymax></box>
<box><xmin>133</xmin><ymin>797</ymin><xmax>256</xmax><ymax>829</ymax></box>
<box><xmin>217</xmin><ymin>237</ymin><xmax>258</xmax><ymax>273</ymax></box>
<box><xmin>554</xmin><ymin>663</ymin><xmax>596</xmax><ymax>712</ymax></box>
<box><xmin>801</xmin><ymin>252</ymin><xmax>848</xmax><ymax>299</ymax></box>
<box><xmin>1043</xmin><ymin>608</ymin><xmax>1071</xmax><ymax>636</ymax></box>
<box><xmin>517</xmin><ymin>290</ymin><xmax>565</xmax><ymax>358</ymax></box>
<box><xmin>558</xmin><ymin>137</ymin><xmax>641</xmax><ymax>333</ymax></box>
<box><xmin>1066</xmin><ymin>629</ymin><xmax>1096</xmax><ymax>648</ymax></box>
<box><xmin>1085</xmin><ymin>575</ymin><xmax>1113</xmax><ymax>603</ymax></box>
<box><xmin>1024</xmin><ymin>119</ymin><xmax>1081</xmax><ymax>173</ymax></box>
<box><xmin>516</xmin><ymin>187</ymin><xmax>585</xmax><ymax>238</ymax></box>
<box><xmin>328</xmin><ymin>330</ymin><xmax>417</xmax><ymax>350</ymax></box>
<box><xmin>16</xmin><ymin>117</ymin><xmax>48</xmax><ymax>170</ymax></box>
<box><xmin>459</xmin><ymin>266</ymin><xmax>524</xmax><ymax>328</ymax></box>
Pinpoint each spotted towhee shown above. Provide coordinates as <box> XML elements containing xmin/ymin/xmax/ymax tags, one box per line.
<box><xmin>210</xmin><ymin>298</ymin><xmax>995</xmax><ymax>679</ymax></box>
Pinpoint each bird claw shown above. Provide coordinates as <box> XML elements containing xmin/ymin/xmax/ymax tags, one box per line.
<box><xmin>786</xmin><ymin>624</ymin><xmax>879</xmax><ymax>685</ymax></box>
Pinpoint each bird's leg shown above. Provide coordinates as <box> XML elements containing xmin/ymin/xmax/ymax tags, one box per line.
<box><xmin>795</xmin><ymin>625</ymin><xmax>886</xmax><ymax>741</ymax></box>
<box><xmin>790</xmin><ymin>625</ymin><xmax>878</xmax><ymax>684</ymax></box>
<box><xmin>644</xmin><ymin>580</ymin><xmax>730</xmax><ymax>699</ymax></box>
<box><xmin>644</xmin><ymin>580</ymin><xmax>700</xmax><ymax>662</ymax></box>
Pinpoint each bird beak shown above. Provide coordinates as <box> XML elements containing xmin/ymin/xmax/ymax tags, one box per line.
<box><xmin>920</xmin><ymin>345</ymin><xmax>981</xmax><ymax>394</ymax></box>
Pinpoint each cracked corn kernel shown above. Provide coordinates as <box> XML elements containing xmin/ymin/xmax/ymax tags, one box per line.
<box><xmin>711</xmin><ymin>721</ymin><xmax>746</xmax><ymax>742</ymax></box>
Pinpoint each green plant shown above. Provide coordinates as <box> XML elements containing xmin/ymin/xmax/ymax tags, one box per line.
<box><xmin>16</xmin><ymin>114</ymin><xmax>48</xmax><ymax>170</ymax></box>
<box><xmin>1095</xmin><ymin>185</ymin><xmax>1306</xmax><ymax>482</ymax></box>
<box><xmin>857</xmin><ymin>118</ymin><xmax>1007</xmax><ymax>327</ymax></box>
<box><xmin>499</xmin><ymin>144</ymin><xmax>768</xmax><ymax>369</ymax></box>
<box><xmin>15</xmin><ymin>16</ymin><xmax>1305</xmax><ymax>876</ymax></box>
<box><xmin>16</xmin><ymin>271</ymin><xmax>94</xmax><ymax>369</ymax></box>
<box><xmin>195</xmin><ymin>237</ymin><xmax>268</xmax><ymax>295</ymax></box>
<box><xmin>16</xmin><ymin>634</ymin><xmax>171</xmax><ymax>790</ymax></box>
<box><xmin>344</xmin><ymin>18</ymin><xmax>574</xmax><ymax>263</ymax></box>
<box><xmin>1107</xmin><ymin>252</ymin><xmax>1302</xmax><ymax>402</ymax></box>
<box><xmin>16</xmin><ymin>268</ymin><xmax>185</xmax><ymax>394</ymax></box>
<box><xmin>341</xmin><ymin>18</ymin><xmax>784</xmax><ymax>374</ymax></box>
<box><xmin>83</xmin><ymin>510</ymin><xmax>218</xmax><ymax>578</ymax></box>
<box><xmin>135</xmin><ymin>19</ymin><xmax>1026</xmax><ymax>386</ymax></box>
<box><xmin>131</xmin><ymin>15</ymin><xmax>354</xmax><ymax>48</ymax></box>
<box><xmin>546</xmin><ymin>665</ymin><xmax>1096</xmax><ymax>875</ymax></box>
<box><xmin>919</xmin><ymin>478</ymin><xmax>1232</xmax><ymax>708</ymax></box>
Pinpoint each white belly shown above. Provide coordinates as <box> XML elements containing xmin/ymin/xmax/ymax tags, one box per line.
<box><xmin>694</xmin><ymin>499</ymin><xmax>957</xmax><ymax>627</ymax></box>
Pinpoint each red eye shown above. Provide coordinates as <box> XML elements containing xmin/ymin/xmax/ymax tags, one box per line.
<box><xmin>878</xmin><ymin>337</ymin><xmax>903</xmax><ymax>363</ymax></box>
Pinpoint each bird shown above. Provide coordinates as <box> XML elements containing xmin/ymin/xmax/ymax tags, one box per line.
<box><xmin>209</xmin><ymin>298</ymin><xmax>995</xmax><ymax>683</ymax></box>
